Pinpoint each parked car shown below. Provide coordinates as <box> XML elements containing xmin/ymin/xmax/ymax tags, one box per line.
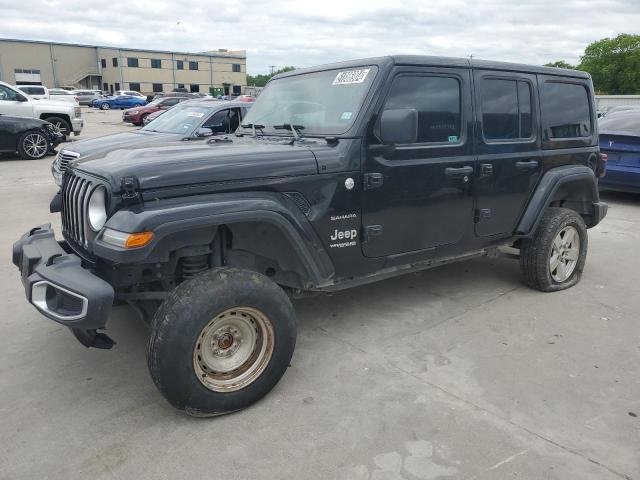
<box><xmin>92</xmin><ymin>95</ymin><xmax>147</xmax><ymax>110</ymax></box>
<box><xmin>142</xmin><ymin>109</ymin><xmax>165</xmax><ymax>125</ymax></box>
<box><xmin>0</xmin><ymin>115</ymin><xmax>63</xmax><ymax>159</ymax></box>
<box><xmin>14</xmin><ymin>84</ymin><xmax>49</xmax><ymax>100</ymax></box>
<box><xmin>122</xmin><ymin>96</ymin><xmax>189</xmax><ymax>126</ymax></box>
<box><xmin>598</xmin><ymin>110</ymin><xmax>640</xmax><ymax>193</ymax></box>
<box><xmin>0</xmin><ymin>81</ymin><xmax>83</xmax><ymax>139</ymax></box>
<box><xmin>74</xmin><ymin>90</ymin><xmax>103</xmax><ymax>106</ymax></box>
<box><xmin>15</xmin><ymin>56</ymin><xmax>607</xmax><ymax>417</ymax></box>
<box><xmin>234</xmin><ymin>95</ymin><xmax>256</xmax><ymax>102</ymax></box>
<box><xmin>151</xmin><ymin>92</ymin><xmax>196</xmax><ymax>101</ymax></box>
<box><xmin>48</xmin><ymin>88</ymin><xmax>80</xmax><ymax>105</ymax></box>
<box><xmin>51</xmin><ymin>99</ymin><xmax>250</xmax><ymax>184</ymax></box>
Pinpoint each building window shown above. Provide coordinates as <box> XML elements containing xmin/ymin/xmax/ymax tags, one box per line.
<box><xmin>101</xmin><ymin>59</ymin><xmax>107</xmax><ymax>68</ymax></box>
<box><xmin>151</xmin><ymin>59</ymin><xmax>162</xmax><ymax>69</ymax></box>
<box><xmin>232</xmin><ymin>64</ymin><xmax>241</xmax><ymax>72</ymax></box>
<box><xmin>383</xmin><ymin>75</ymin><xmax>461</xmax><ymax>144</ymax></box>
<box><xmin>177</xmin><ymin>83</ymin><xmax>185</xmax><ymax>89</ymax></box>
<box><xmin>114</xmin><ymin>82</ymin><xmax>120</xmax><ymax>91</ymax></box>
<box><xmin>127</xmin><ymin>57</ymin><xmax>139</xmax><ymax>68</ymax></box>
<box><xmin>112</xmin><ymin>57</ymin><xmax>118</xmax><ymax>67</ymax></box>
<box><xmin>176</xmin><ymin>60</ymin><xmax>184</xmax><ymax>70</ymax></box>
<box><xmin>103</xmin><ymin>82</ymin><xmax>108</xmax><ymax>91</ymax></box>
<box><xmin>481</xmin><ymin>79</ymin><xmax>533</xmax><ymax>140</ymax></box>
<box><xmin>129</xmin><ymin>82</ymin><xmax>141</xmax><ymax>92</ymax></box>
<box><xmin>189</xmin><ymin>61</ymin><xmax>198</xmax><ymax>71</ymax></box>
<box><xmin>152</xmin><ymin>83</ymin><xmax>163</xmax><ymax>93</ymax></box>
<box><xmin>233</xmin><ymin>85</ymin><xmax>242</xmax><ymax>95</ymax></box>
<box><xmin>190</xmin><ymin>84</ymin><xmax>200</xmax><ymax>93</ymax></box>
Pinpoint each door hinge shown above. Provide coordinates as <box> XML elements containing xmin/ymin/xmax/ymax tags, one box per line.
<box><xmin>363</xmin><ymin>225</ymin><xmax>383</xmax><ymax>241</ymax></box>
<box><xmin>474</xmin><ymin>208</ymin><xmax>492</xmax><ymax>223</ymax></box>
<box><xmin>363</xmin><ymin>173</ymin><xmax>383</xmax><ymax>190</ymax></box>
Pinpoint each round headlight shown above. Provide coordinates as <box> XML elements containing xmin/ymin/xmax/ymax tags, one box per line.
<box><xmin>88</xmin><ymin>185</ymin><xmax>108</xmax><ymax>231</ymax></box>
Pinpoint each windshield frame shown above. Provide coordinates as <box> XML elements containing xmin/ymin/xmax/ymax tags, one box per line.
<box><xmin>237</xmin><ymin>64</ymin><xmax>380</xmax><ymax>138</ymax></box>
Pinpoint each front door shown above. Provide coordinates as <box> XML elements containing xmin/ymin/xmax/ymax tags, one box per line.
<box><xmin>473</xmin><ymin>70</ymin><xmax>542</xmax><ymax>237</ymax></box>
<box><xmin>0</xmin><ymin>84</ymin><xmax>32</xmax><ymax>117</ymax></box>
<box><xmin>361</xmin><ymin>66</ymin><xmax>475</xmax><ymax>258</ymax></box>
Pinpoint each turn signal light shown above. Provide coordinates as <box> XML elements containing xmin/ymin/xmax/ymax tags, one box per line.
<box><xmin>124</xmin><ymin>232</ymin><xmax>154</xmax><ymax>248</ymax></box>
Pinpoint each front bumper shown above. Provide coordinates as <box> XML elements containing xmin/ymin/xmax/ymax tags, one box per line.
<box><xmin>122</xmin><ymin>112</ymin><xmax>142</xmax><ymax>123</ymax></box>
<box><xmin>12</xmin><ymin>224</ymin><xmax>115</xmax><ymax>348</ymax></box>
<box><xmin>71</xmin><ymin>118</ymin><xmax>83</xmax><ymax>135</ymax></box>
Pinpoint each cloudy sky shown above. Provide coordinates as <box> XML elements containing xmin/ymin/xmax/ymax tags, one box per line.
<box><xmin>0</xmin><ymin>0</ymin><xmax>638</xmax><ymax>74</ymax></box>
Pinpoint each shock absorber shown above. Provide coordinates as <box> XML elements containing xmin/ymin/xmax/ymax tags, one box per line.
<box><xmin>181</xmin><ymin>255</ymin><xmax>209</xmax><ymax>279</ymax></box>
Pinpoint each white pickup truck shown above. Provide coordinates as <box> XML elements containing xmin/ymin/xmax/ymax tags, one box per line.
<box><xmin>0</xmin><ymin>81</ymin><xmax>82</xmax><ymax>138</ymax></box>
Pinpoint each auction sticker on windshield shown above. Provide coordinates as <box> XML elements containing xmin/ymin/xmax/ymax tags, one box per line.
<box><xmin>333</xmin><ymin>69</ymin><xmax>371</xmax><ymax>85</ymax></box>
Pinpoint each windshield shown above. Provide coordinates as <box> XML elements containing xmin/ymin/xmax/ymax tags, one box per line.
<box><xmin>140</xmin><ymin>103</ymin><xmax>210</xmax><ymax>134</ymax></box>
<box><xmin>240</xmin><ymin>66</ymin><xmax>378</xmax><ymax>135</ymax></box>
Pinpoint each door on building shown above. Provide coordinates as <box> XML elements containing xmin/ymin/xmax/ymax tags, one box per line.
<box><xmin>361</xmin><ymin>67</ymin><xmax>476</xmax><ymax>258</ymax></box>
<box><xmin>233</xmin><ymin>85</ymin><xmax>242</xmax><ymax>95</ymax></box>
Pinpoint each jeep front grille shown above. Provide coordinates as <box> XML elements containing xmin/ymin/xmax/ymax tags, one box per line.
<box><xmin>57</xmin><ymin>150</ymin><xmax>80</xmax><ymax>174</ymax></box>
<box><xmin>61</xmin><ymin>172</ymin><xmax>93</xmax><ymax>248</ymax></box>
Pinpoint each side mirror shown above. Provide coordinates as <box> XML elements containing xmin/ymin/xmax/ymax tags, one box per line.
<box><xmin>195</xmin><ymin>127</ymin><xmax>213</xmax><ymax>137</ymax></box>
<box><xmin>379</xmin><ymin>108</ymin><xmax>418</xmax><ymax>145</ymax></box>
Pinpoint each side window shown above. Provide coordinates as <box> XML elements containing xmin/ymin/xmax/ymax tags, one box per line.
<box><xmin>163</xmin><ymin>98</ymin><xmax>179</xmax><ymax>106</ymax></box>
<box><xmin>542</xmin><ymin>81</ymin><xmax>591</xmax><ymax>138</ymax></box>
<box><xmin>204</xmin><ymin>109</ymin><xmax>230</xmax><ymax>132</ymax></box>
<box><xmin>0</xmin><ymin>85</ymin><xmax>20</xmax><ymax>101</ymax></box>
<box><xmin>481</xmin><ymin>78</ymin><xmax>533</xmax><ymax>140</ymax></box>
<box><xmin>384</xmin><ymin>75</ymin><xmax>461</xmax><ymax>143</ymax></box>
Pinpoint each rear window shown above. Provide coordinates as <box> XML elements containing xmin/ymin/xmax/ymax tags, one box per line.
<box><xmin>599</xmin><ymin>112</ymin><xmax>640</xmax><ymax>133</ymax></box>
<box><xmin>20</xmin><ymin>86</ymin><xmax>45</xmax><ymax>95</ymax></box>
<box><xmin>542</xmin><ymin>81</ymin><xmax>591</xmax><ymax>139</ymax></box>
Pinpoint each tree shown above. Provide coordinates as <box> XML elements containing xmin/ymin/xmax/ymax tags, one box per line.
<box><xmin>544</xmin><ymin>60</ymin><xmax>575</xmax><ymax>69</ymax></box>
<box><xmin>247</xmin><ymin>66</ymin><xmax>296</xmax><ymax>87</ymax></box>
<box><xmin>578</xmin><ymin>34</ymin><xmax>640</xmax><ymax>94</ymax></box>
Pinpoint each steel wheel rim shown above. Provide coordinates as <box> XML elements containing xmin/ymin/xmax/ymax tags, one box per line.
<box><xmin>23</xmin><ymin>133</ymin><xmax>48</xmax><ymax>158</ymax></box>
<box><xmin>193</xmin><ymin>307</ymin><xmax>274</xmax><ymax>392</ymax></box>
<box><xmin>550</xmin><ymin>225</ymin><xmax>580</xmax><ymax>282</ymax></box>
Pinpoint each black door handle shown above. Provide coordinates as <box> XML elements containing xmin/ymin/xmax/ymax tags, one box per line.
<box><xmin>445</xmin><ymin>166</ymin><xmax>474</xmax><ymax>177</ymax></box>
<box><xmin>515</xmin><ymin>160</ymin><xmax>539</xmax><ymax>170</ymax></box>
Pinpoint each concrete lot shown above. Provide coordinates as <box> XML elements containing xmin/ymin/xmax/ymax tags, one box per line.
<box><xmin>0</xmin><ymin>108</ymin><xmax>639</xmax><ymax>480</ymax></box>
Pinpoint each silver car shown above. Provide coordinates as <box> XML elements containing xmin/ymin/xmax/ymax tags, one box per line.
<box><xmin>74</xmin><ymin>90</ymin><xmax>103</xmax><ymax>106</ymax></box>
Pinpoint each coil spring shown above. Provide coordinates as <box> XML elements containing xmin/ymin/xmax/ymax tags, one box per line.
<box><xmin>181</xmin><ymin>255</ymin><xmax>209</xmax><ymax>278</ymax></box>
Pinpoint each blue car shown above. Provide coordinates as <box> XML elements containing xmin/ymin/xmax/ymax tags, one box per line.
<box><xmin>598</xmin><ymin>109</ymin><xmax>640</xmax><ymax>193</ymax></box>
<box><xmin>92</xmin><ymin>95</ymin><xmax>147</xmax><ymax>110</ymax></box>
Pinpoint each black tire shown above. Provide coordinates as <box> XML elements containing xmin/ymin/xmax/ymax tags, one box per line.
<box><xmin>100</xmin><ymin>103</ymin><xmax>111</xmax><ymax>110</ymax></box>
<box><xmin>520</xmin><ymin>207</ymin><xmax>588</xmax><ymax>292</ymax></box>
<box><xmin>42</xmin><ymin>116</ymin><xmax>71</xmax><ymax>139</ymax></box>
<box><xmin>139</xmin><ymin>113</ymin><xmax>149</xmax><ymax>125</ymax></box>
<box><xmin>17</xmin><ymin>129</ymin><xmax>50</xmax><ymax>160</ymax></box>
<box><xmin>147</xmin><ymin>268</ymin><xmax>297</xmax><ymax>417</ymax></box>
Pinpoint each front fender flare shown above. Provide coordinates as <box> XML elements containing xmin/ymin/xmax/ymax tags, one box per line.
<box><xmin>94</xmin><ymin>192</ymin><xmax>335</xmax><ymax>287</ymax></box>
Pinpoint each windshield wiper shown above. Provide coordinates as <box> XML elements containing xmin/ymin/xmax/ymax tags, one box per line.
<box><xmin>240</xmin><ymin>123</ymin><xmax>265</xmax><ymax>138</ymax></box>
<box><xmin>273</xmin><ymin>123</ymin><xmax>304</xmax><ymax>140</ymax></box>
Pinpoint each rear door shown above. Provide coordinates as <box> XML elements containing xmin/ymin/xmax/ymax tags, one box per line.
<box><xmin>473</xmin><ymin>70</ymin><xmax>542</xmax><ymax>237</ymax></box>
<box><xmin>361</xmin><ymin>66</ymin><xmax>475</xmax><ymax>258</ymax></box>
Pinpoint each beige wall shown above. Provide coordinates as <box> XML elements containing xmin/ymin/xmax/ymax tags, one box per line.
<box><xmin>0</xmin><ymin>39</ymin><xmax>246</xmax><ymax>94</ymax></box>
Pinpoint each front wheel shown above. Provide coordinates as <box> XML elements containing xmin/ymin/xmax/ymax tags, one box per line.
<box><xmin>100</xmin><ymin>103</ymin><xmax>111</xmax><ymax>110</ymax></box>
<box><xmin>147</xmin><ymin>268</ymin><xmax>297</xmax><ymax>416</ymax></box>
<box><xmin>17</xmin><ymin>130</ymin><xmax>50</xmax><ymax>159</ymax></box>
<box><xmin>43</xmin><ymin>116</ymin><xmax>71</xmax><ymax>139</ymax></box>
<box><xmin>520</xmin><ymin>207</ymin><xmax>588</xmax><ymax>292</ymax></box>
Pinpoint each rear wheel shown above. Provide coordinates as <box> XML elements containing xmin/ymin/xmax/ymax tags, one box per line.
<box><xmin>17</xmin><ymin>130</ymin><xmax>50</xmax><ymax>159</ymax></box>
<box><xmin>147</xmin><ymin>268</ymin><xmax>297</xmax><ymax>416</ymax></box>
<box><xmin>520</xmin><ymin>207</ymin><xmax>587</xmax><ymax>292</ymax></box>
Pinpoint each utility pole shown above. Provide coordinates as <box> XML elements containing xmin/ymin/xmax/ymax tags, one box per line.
<box><xmin>269</xmin><ymin>65</ymin><xmax>276</xmax><ymax>75</ymax></box>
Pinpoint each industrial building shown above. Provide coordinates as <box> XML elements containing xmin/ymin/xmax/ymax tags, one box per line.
<box><xmin>0</xmin><ymin>38</ymin><xmax>247</xmax><ymax>96</ymax></box>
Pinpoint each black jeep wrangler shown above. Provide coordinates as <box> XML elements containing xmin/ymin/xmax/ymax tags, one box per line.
<box><xmin>13</xmin><ymin>56</ymin><xmax>607</xmax><ymax>416</ymax></box>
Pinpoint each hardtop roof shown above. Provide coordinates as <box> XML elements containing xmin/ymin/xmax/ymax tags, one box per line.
<box><xmin>273</xmin><ymin>55</ymin><xmax>590</xmax><ymax>80</ymax></box>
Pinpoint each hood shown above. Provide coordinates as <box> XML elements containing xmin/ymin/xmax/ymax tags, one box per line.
<box><xmin>62</xmin><ymin>131</ymin><xmax>183</xmax><ymax>157</ymax></box>
<box><xmin>33</xmin><ymin>98</ymin><xmax>76</xmax><ymax>110</ymax></box>
<box><xmin>74</xmin><ymin>137</ymin><xmax>321</xmax><ymax>192</ymax></box>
